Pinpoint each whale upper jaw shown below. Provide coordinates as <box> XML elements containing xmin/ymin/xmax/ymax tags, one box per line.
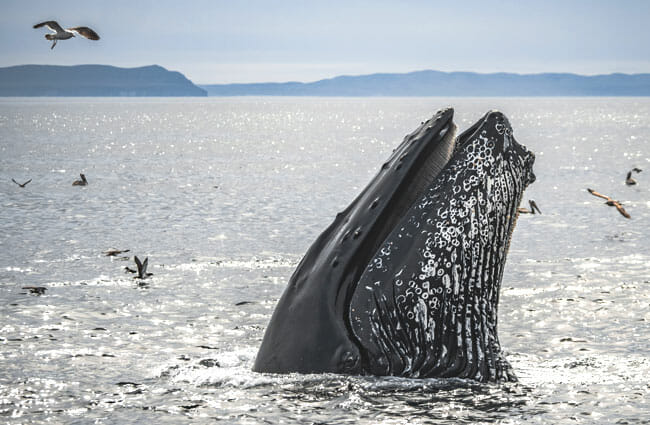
<box><xmin>253</xmin><ymin>109</ymin><xmax>536</xmax><ymax>382</ymax></box>
<box><xmin>253</xmin><ymin>108</ymin><xmax>458</xmax><ymax>375</ymax></box>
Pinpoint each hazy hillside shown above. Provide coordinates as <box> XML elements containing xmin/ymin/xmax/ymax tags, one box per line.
<box><xmin>0</xmin><ymin>65</ymin><xmax>207</xmax><ymax>96</ymax></box>
<box><xmin>201</xmin><ymin>70</ymin><xmax>650</xmax><ymax>96</ymax></box>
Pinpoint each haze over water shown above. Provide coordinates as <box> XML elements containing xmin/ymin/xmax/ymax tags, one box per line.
<box><xmin>1</xmin><ymin>97</ymin><xmax>649</xmax><ymax>423</ymax></box>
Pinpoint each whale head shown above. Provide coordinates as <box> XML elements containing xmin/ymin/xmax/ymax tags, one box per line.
<box><xmin>253</xmin><ymin>108</ymin><xmax>535</xmax><ymax>382</ymax></box>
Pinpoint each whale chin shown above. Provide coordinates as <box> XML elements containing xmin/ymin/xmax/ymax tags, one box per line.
<box><xmin>253</xmin><ymin>108</ymin><xmax>535</xmax><ymax>382</ymax></box>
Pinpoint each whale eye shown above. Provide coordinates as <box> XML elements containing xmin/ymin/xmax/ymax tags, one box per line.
<box><xmin>339</xmin><ymin>351</ymin><xmax>359</xmax><ymax>372</ymax></box>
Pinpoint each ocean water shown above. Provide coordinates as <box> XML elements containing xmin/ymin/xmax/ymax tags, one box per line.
<box><xmin>0</xmin><ymin>97</ymin><xmax>648</xmax><ymax>424</ymax></box>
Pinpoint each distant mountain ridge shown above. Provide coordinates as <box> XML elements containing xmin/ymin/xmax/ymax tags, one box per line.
<box><xmin>201</xmin><ymin>70</ymin><xmax>650</xmax><ymax>96</ymax></box>
<box><xmin>0</xmin><ymin>64</ymin><xmax>206</xmax><ymax>96</ymax></box>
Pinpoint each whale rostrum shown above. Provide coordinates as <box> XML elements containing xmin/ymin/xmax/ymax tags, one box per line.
<box><xmin>253</xmin><ymin>108</ymin><xmax>536</xmax><ymax>382</ymax></box>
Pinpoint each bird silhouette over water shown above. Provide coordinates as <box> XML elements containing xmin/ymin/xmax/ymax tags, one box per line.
<box><xmin>587</xmin><ymin>188</ymin><xmax>631</xmax><ymax>219</ymax></box>
<box><xmin>103</xmin><ymin>249</ymin><xmax>130</xmax><ymax>257</ymax></box>
<box><xmin>22</xmin><ymin>286</ymin><xmax>47</xmax><ymax>295</ymax></box>
<box><xmin>625</xmin><ymin>168</ymin><xmax>642</xmax><ymax>186</ymax></box>
<box><xmin>33</xmin><ymin>21</ymin><xmax>100</xmax><ymax>49</ymax></box>
<box><xmin>134</xmin><ymin>256</ymin><xmax>153</xmax><ymax>279</ymax></box>
<box><xmin>72</xmin><ymin>173</ymin><xmax>88</xmax><ymax>186</ymax></box>
<box><xmin>517</xmin><ymin>199</ymin><xmax>542</xmax><ymax>214</ymax></box>
<box><xmin>12</xmin><ymin>178</ymin><xmax>32</xmax><ymax>188</ymax></box>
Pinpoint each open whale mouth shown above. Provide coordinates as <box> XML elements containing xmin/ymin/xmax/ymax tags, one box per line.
<box><xmin>253</xmin><ymin>107</ymin><xmax>536</xmax><ymax>382</ymax></box>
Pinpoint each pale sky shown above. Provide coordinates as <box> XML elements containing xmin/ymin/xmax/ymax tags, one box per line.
<box><xmin>1</xmin><ymin>0</ymin><xmax>649</xmax><ymax>84</ymax></box>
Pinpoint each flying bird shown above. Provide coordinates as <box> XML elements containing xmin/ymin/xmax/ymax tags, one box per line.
<box><xmin>12</xmin><ymin>178</ymin><xmax>32</xmax><ymax>188</ymax></box>
<box><xmin>134</xmin><ymin>256</ymin><xmax>153</xmax><ymax>279</ymax></box>
<box><xmin>103</xmin><ymin>249</ymin><xmax>130</xmax><ymax>257</ymax></box>
<box><xmin>33</xmin><ymin>21</ymin><xmax>100</xmax><ymax>49</ymax></box>
<box><xmin>587</xmin><ymin>188</ymin><xmax>631</xmax><ymax>219</ymax></box>
<box><xmin>72</xmin><ymin>173</ymin><xmax>88</xmax><ymax>186</ymax></box>
<box><xmin>22</xmin><ymin>286</ymin><xmax>47</xmax><ymax>295</ymax></box>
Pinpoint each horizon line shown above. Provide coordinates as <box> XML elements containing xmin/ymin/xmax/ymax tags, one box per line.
<box><xmin>197</xmin><ymin>68</ymin><xmax>650</xmax><ymax>86</ymax></box>
<box><xmin>2</xmin><ymin>63</ymin><xmax>650</xmax><ymax>86</ymax></box>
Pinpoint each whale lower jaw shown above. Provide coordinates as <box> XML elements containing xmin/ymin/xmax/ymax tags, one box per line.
<box><xmin>348</xmin><ymin>110</ymin><xmax>533</xmax><ymax>382</ymax></box>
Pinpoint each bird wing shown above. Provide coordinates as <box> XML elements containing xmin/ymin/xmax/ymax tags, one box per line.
<box><xmin>614</xmin><ymin>202</ymin><xmax>631</xmax><ymax>219</ymax></box>
<box><xmin>587</xmin><ymin>188</ymin><xmax>611</xmax><ymax>201</ymax></box>
<box><xmin>141</xmin><ymin>258</ymin><xmax>149</xmax><ymax>275</ymax></box>
<box><xmin>134</xmin><ymin>256</ymin><xmax>143</xmax><ymax>276</ymax></box>
<box><xmin>23</xmin><ymin>179</ymin><xmax>32</xmax><ymax>186</ymax></box>
<box><xmin>12</xmin><ymin>178</ymin><xmax>19</xmax><ymax>186</ymax></box>
<box><xmin>67</xmin><ymin>27</ymin><xmax>100</xmax><ymax>40</ymax></box>
<box><xmin>34</xmin><ymin>21</ymin><xmax>65</xmax><ymax>33</ymax></box>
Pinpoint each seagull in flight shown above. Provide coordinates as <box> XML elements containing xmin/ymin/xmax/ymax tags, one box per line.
<box><xmin>12</xmin><ymin>178</ymin><xmax>32</xmax><ymax>188</ymax></box>
<box><xmin>33</xmin><ymin>21</ymin><xmax>100</xmax><ymax>49</ymax></box>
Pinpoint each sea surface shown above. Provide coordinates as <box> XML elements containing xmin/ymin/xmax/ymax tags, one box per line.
<box><xmin>0</xmin><ymin>97</ymin><xmax>648</xmax><ymax>424</ymax></box>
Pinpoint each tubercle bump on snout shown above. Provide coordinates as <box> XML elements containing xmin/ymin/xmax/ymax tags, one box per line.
<box><xmin>488</xmin><ymin>110</ymin><xmax>536</xmax><ymax>185</ymax></box>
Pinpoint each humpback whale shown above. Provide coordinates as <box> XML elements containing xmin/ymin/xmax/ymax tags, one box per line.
<box><xmin>253</xmin><ymin>108</ymin><xmax>536</xmax><ymax>382</ymax></box>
